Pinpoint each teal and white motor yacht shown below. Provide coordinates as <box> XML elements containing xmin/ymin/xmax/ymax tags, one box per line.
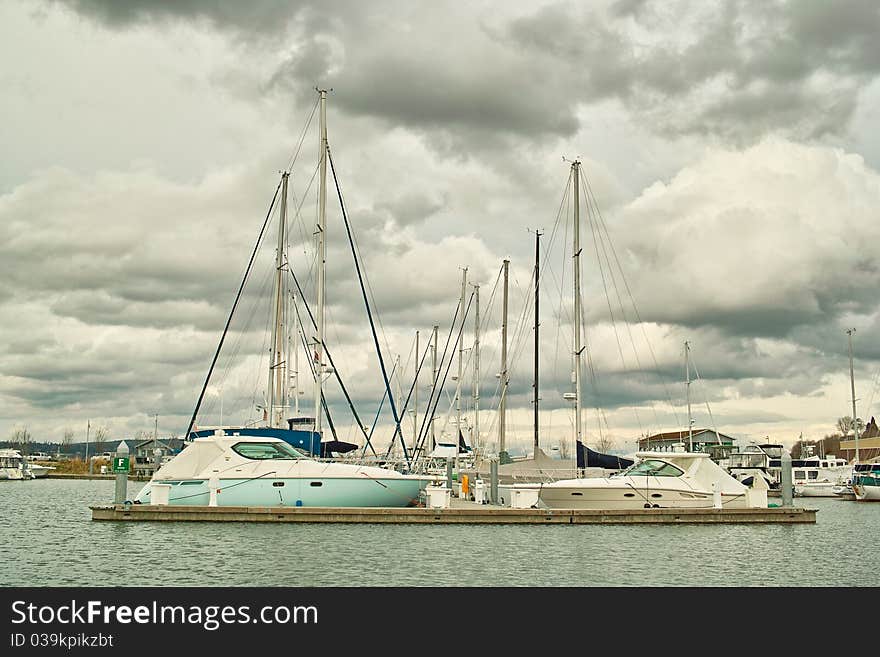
<box><xmin>134</xmin><ymin>431</ymin><xmax>434</xmax><ymax>507</ymax></box>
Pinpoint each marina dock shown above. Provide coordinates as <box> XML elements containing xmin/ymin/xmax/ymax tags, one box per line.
<box><xmin>48</xmin><ymin>473</ymin><xmax>150</xmax><ymax>481</ymax></box>
<box><xmin>91</xmin><ymin>500</ymin><xmax>816</xmax><ymax>524</ymax></box>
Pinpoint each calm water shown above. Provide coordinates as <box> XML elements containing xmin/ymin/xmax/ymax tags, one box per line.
<box><xmin>1</xmin><ymin>479</ymin><xmax>878</xmax><ymax>587</ymax></box>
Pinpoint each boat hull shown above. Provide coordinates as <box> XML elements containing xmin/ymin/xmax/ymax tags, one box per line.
<box><xmin>853</xmin><ymin>483</ymin><xmax>880</xmax><ymax>501</ymax></box>
<box><xmin>0</xmin><ymin>467</ymin><xmax>25</xmax><ymax>480</ymax></box>
<box><xmin>135</xmin><ymin>476</ymin><xmax>431</xmax><ymax>508</ymax></box>
<box><xmin>28</xmin><ymin>465</ymin><xmax>54</xmax><ymax>478</ymax></box>
<box><xmin>538</xmin><ymin>485</ymin><xmax>754</xmax><ymax>510</ymax></box>
<box><xmin>793</xmin><ymin>482</ymin><xmax>842</xmax><ymax>497</ymax></box>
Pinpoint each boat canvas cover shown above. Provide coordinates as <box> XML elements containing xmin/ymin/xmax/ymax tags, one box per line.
<box><xmin>577</xmin><ymin>441</ymin><xmax>634</xmax><ymax>470</ymax></box>
<box><xmin>429</xmin><ymin>443</ymin><xmax>459</xmax><ymax>458</ymax></box>
<box><xmin>153</xmin><ymin>440</ymin><xmax>225</xmax><ymax>480</ymax></box>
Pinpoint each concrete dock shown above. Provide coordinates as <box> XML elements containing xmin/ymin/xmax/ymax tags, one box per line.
<box><xmin>91</xmin><ymin>501</ymin><xmax>816</xmax><ymax>524</ymax></box>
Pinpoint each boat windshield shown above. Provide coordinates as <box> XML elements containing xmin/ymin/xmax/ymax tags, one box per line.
<box><xmin>231</xmin><ymin>442</ymin><xmax>306</xmax><ymax>460</ymax></box>
<box><xmin>617</xmin><ymin>459</ymin><xmax>684</xmax><ymax>477</ymax></box>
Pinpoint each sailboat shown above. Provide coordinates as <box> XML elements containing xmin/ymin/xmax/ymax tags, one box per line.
<box><xmin>527</xmin><ymin>160</ymin><xmax>766</xmax><ymax>509</ymax></box>
<box><xmin>844</xmin><ymin>328</ymin><xmax>880</xmax><ymax>501</ymax></box>
<box><xmin>134</xmin><ymin>90</ymin><xmax>434</xmax><ymax>507</ymax></box>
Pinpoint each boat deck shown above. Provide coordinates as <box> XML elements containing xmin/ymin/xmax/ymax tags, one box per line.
<box><xmin>90</xmin><ymin>499</ymin><xmax>816</xmax><ymax>524</ymax></box>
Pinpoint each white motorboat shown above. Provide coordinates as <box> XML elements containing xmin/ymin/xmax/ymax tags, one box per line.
<box><xmin>852</xmin><ymin>460</ymin><xmax>880</xmax><ymax>501</ymax></box>
<box><xmin>134</xmin><ymin>432</ymin><xmax>435</xmax><ymax>507</ymax></box>
<box><xmin>792</xmin><ymin>455</ymin><xmax>852</xmax><ymax>497</ymax></box>
<box><xmin>535</xmin><ymin>451</ymin><xmax>767</xmax><ymax>510</ymax></box>
<box><xmin>27</xmin><ymin>463</ymin><xmax>56</xmax><ymax>478</ymax></box>
<box><xmin>0</xmin><ymin>449</ymin><xmax>35</xmax><ymax>480</ymax></box>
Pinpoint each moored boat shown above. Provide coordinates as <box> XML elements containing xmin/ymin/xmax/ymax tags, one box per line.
<box><xmin>0</xmin><ymin>449</ymin><xmax>34</xmax><ymax>480</ymax></box>
<box><xmin>852</xmin><ymin>460</ymin><xmax>880</xmax><ymax>501</ymax></box>
<box><xmin>27</xmin><ymin>463</ymin><xmax>56</xmax><ymax>478</ymax></box>
<box><xmin>134</xmin><ymin>431</ymin><xmax>434</xmax><ymax>507</ymax></box>
<box><xmin>536</xmin><ymin>451</ymin><xmax>767</xmax><ymax>510</ymax></box>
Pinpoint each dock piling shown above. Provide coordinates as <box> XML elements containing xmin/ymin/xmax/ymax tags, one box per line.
<box><xmin>780</xmin><ymin>449</ymin><xmax>793</xmax><ymax>507</ymax></box>
<box><xmin>113</xmin><ymin>441</ymin><xmax>129</xmax><ymax>504</ymax></box>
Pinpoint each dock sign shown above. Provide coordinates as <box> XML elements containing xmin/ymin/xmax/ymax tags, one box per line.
<box><xmin>112</xmin><ymin>457</ymin><xmax>130</xmax><ymax>473</ymax></box>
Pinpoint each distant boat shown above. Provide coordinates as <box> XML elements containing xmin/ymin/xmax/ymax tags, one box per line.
<box><xmin>27</xmin><ymin>463</ymin><xmax>56</xmax><ymax>478</ymax></box>
<box><xmin>852</xmin><ymin>459</ymin><xmax>880</xmax><ymax>501</ymax></box>
<box><xmin>0</xmin><ymin>449</ymin><xmax>34</xmax><ymax>480</ymax></box>
<box><xmin>792</xmin><ymin>455</ymin><xmax>851</xmax><ymax>497</ymax></box>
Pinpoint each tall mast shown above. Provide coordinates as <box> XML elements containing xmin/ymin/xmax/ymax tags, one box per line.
<box><xmin>292</xmin><ymin>293</ymin><xmax>300</xmax><ymax>416</ymax></box>
<box><xmin>268</xmin><ymin>171</ymin><xmax>289</xmax><ymax>427</ymax></box>
<box><xmin>572</xmin><ymin>161</ymin><xmax>583</xmax><ymax>453</ymax></box>
<box><xmin>847</xmin><ymin>328</ymin><xmax>859</xmax><ymax>462</ymax></box>
<box><xmin>314</xmin><ymin>88</ymin><xmax>328</xmax><ymax>436</ymax></box>
<box><xmin>395</xmin><ymin>354</ymin><xmax>402</xmax><ymax>458</ymax></box>
<box><xmin>499</xmin><ymin>259</ymin><xmax>509</xmax><ymax>461</ymax></box>
<box><xmin>456</xmin><ymin>268</ymin><xmax>468</xmax><ymax>454</ymax></box>
<box><xmin>533</xmin><ymin>230</ymin><xmax>542</xmax><ymax>456</ymax></box>
<box><xmin>473</xmin><ymin>283</ymin><xmax>480</xmax><ymax>451</ymax></box>
<box><xmin>413</xmin><ymin>330</ymin><xmax>419</xmax><ymax>455</ymax></box>
<box><xmin>431</xmin><ymin>324</ymin><xmax>438</xmax><ymax>451</ymax></box>
<box><xmin>685</xmin><ymin>340</ymin><xmax>693</xmax><ymax>451</ymax></box>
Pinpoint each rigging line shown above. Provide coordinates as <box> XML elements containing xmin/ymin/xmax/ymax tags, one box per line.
<box><xmin>413</xmin><ymin>297</ymin><xmax>463</xmax><ymax>456</ymax></box>
<box><xmin>585</xmin><ymin>175</ymin><xmax>681</xmax><ymax>429</ymax></box>
<box><xmin>688</xmin><ymin>348</ymin><xmax>722</xmax><ymax>442</ymax></box>
<box><xmin>204</xmin><ymin>263</ymin><xmax>275</xmax><ymax>422</ymax></box>
<box><xmin>286</xmin><ymin>267</ymin><xmax>378</xmax><ymax>456</ymax></box>
<box><xmin>289</xmin><ymin>159</ymin><xmax>322</xmax><ymax>263</ymax></box>
<box><xmin>320</xmin><ymin>338</ymin><xmax>379</xmax><ymax>456</ymax></box>
<box><xmin>285</xmin><ymin>96</ymin><xmax>320</xmax><ymax>174</ymax></box>
<box><xmin>480</xmin><ymin>265</ymin><xmax>505</xmax><ymax>417</ymax></box>
<box><xmin>422</xmin><ymin>302</ymin><xmax>469</xmax><ymax>453</ymax></box>
<box><xmin>383</xmin><ymin>336</ymin><xmax>434</xmax><ymax>460</ymax></box>
<box><xmin>865</xmin><ymin>364</ymin><xmax>880</xmax><ymax>418</ymax></box>
<box><xmin>584</xmin><ymin>178</ymin><xmax>645</xmax><ymax>438</ymax></box>
<box><xmin>361</xmin><ymin>366</ymin><xmax>393</xmax><ymax>460</ymax></box>
<box><xmin>412</xmin><ymin>290</ymin><xmax>475</xmax><ymax>464</ymax></box>
<box><xmin>583</xmin><ymin>322</ymin><xmax>607</xmax><ymax>445</ymax></box>
<box><xmin>183</xmin><ymin>178</ymin><xmax>283</xmax><ymax>440</ymax></box>
<box><xmin>327</xmin><ymin>146</ymin><xmax>411</xmax><ymax>467</ymax></box>
<box><xmin>581</xmin><ymin>175</ymin><xmax>661</xmax><ymax>435</ymax></box>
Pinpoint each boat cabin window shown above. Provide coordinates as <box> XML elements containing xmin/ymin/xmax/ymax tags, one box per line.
<box><xmin>231</xmin><ymin>442</ymin><xmax>305</xmax><ymax>460</ymax></box>
<box><xmin>808</xmin><ymin>470</ymin><xmax>818</xmax><ymax>479</ymax></box>
<box><xmin>794</xmin><ymin>471</ymin><xmax>806</xmax><ymax>480</ymax></box>
<box><xmin>622</xmin><ymin>459</ymin><xmax>684</xmax><ymax>477</ymax></box>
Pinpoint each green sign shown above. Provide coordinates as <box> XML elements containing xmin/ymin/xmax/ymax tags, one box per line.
<box><xmin>112</xmin><ymin>457</ymin><xmax>130</xmax><ymax>473</ymax></box>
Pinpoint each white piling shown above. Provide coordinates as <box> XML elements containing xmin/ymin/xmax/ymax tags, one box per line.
<box><xmin>113</xmin><ymin>441</ymin><xmax>129</xmax><ymax>504</ymax></box>
<box><xmin>208</xmin><ymin>475</ymin><xmax>220</xmax><ymax>507</ymax></box>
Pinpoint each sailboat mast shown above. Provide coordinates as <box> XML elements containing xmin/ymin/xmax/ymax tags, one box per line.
<box><xmin>413</xmin><ymin>330</ymin><xmax>419</xmax><ymax>455</ymax></box>
<box><xmin>499</xmin><ymin>259</ymin><xmax>509</xmax><ymax>460</ymax></box>
<box><xmin>456</xmin><ymin>268</ymin><xmax>468</xmax><ymax>453</ymax></box>
<box><xmin>685</xmin><ymin>340</ymin><xmax>693</xmax><ymax>451</ymax></box>
<box><xmin>431</xmin><ymin>324</ymin><xmax>438</xmax><ymax>451</ymax></box>
<box><xmin>314</xmin><ymin>88</ymin><xmax>328</xmax><ymax>436</ymax></box>
<box><xmin>395</xmin><ymin>354</ymin><xmax>402</xmax><ymax>459</ymax></box>
<box><xmin>572</xmin><ymin>161</ymin><xmax>583</xmax><ymax>451</ymax></box>
<box><xmin>847</xmin><ymin>328</ymin><xmax>859</xmax><ymax>462</ymax></box>
<box><xmin>292</xmin><ymin>292</ymin><xmax>300</xmax><ymax>416</ymax></box>
<box><xmin>267</xmin><ymin>172</ymin><xmax>289</xmax><ymax>427</ymax></box>
<box><xmin>473</xmin><ymin>283</ymin><xmax>480</xmax><ymax>451</ymax></box>
<box><xmin>534</xmin><ymin>229</ymin><xmax>542</xmax><ymax>455</ymax></box>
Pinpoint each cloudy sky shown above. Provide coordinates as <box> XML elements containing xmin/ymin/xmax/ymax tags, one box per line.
<box><xmin>3</xmin><ymin>0</ymin><xmax>880</xmax><ymax>455</ymax></box>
